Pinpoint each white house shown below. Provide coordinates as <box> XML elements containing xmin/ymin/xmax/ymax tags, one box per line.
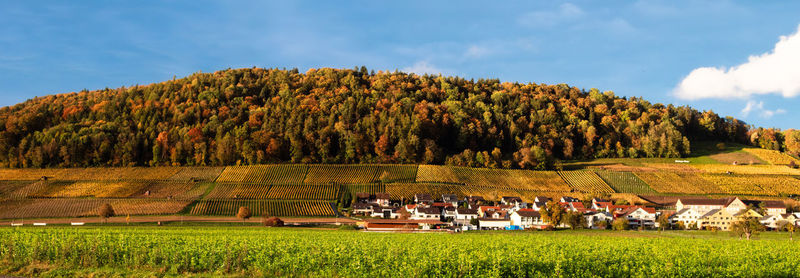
<box><xmin>584</xmin><ymin>211</ymin><xmax>612</xmax><ymax>229</ymax></box>
<box><xmin>441</xmin><ymin>207</ymin><xmax>457</xmax><ymax>220</ymax></box>
<box><xmin>411</xmin><ymin>207</ymin><xmax>441</xmax><ymax>220</ymax></box>
<box><xmin>455</xmin><ymin>208</ymin><xmax>479</xmax><ymax>221</ymax></box>
<box><xmin>442</xmin><ymin>194</ymin><xmax>459</xmax><ymax>206</ymax></box>
<box><xmin>478</xmin><ymin>218</ymin><xmax>511</xmax><ymax>230</ymax></box>
<box><xmin>501</xmin><ymin>196</ymin><xmax>525</xmax><ymax>208</ymax></box>
<box><xmin>670</xmin><ymin>208</ymin><xmax>704</xmax><ymax>228</ymax></box>
<box><xmin>763</xmin><ymin>201</ymin><xmax>787</xmax><ymax>216</ymax></box>
<box><xmin>619</xmin><ymin>206</ymin><xmax>657</xmax><ymax>228</ymax></box>
<box><xmin>509</xmin><ymin>209</ymin><xmax>546</xmax><ymax>229</ymax></box>
<box><xmin>675</xmin><ymin>198</ymin><xmax>728</xmax><ymax>215</ymax></box>
<box><xmin>370</xmin><ymin>207</ymin><xmax>399</xmax><ymax>219</ymax></box>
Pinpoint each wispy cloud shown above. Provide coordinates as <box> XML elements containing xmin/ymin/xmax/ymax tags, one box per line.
<box><xmin>674</xmin><ymin>24</ymin><xmax>800</xmax><ymax>100</ymax></box>
<box><xmin>402</xmin><ymin>61</ymin><xmax>443</xmax><ymax>75</ymax></box>
<box><xmin>517</xmin><ymin>3</ymin><xmax>584</xmax><ymax>28</ymax></box>
<box><xmin>741</xmin><ymin>100</ymin><xmax>786</xmax><ymax>119</ymax></box>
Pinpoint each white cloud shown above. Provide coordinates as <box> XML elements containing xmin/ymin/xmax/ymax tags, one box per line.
<box><xmin>464</xmin><ymin>45</ymin><xmax>491</xmax><ymax>59</ymax></box>
<box><xmin>741</xmin><ymin>100</ymin><xmax>786</xmax><ymax>119</ymax></box>
<box><xmin>402</xmin><ymin>61</ymin><xmax>442</xmax><ymax>75</ymax></box>
<box><xmin>674</xmin><ymin>24</ymin><xmax>800</xmax><ymax>100</ymax></box>
<box><xmin>517</xmin><ymin>3</ymin><xmax>584</xmax><ymax>28</ymax></box>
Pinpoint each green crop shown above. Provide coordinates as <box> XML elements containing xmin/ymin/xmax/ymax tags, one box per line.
<box><xmin>1</xmin><ymin>227</ymin><xmax>799</xmax><ymax>277</ymax></box>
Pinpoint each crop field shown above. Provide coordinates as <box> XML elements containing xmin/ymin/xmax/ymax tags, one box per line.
<box><xmin>303</xmin><ymin>165</ymin><xmax>380</xmax><ymax>184</ymax></box>
<box><xmin>205</xmin><ymin>183</ymin><xmax>272</xmax><ymax>199</ymax></box>
<box><xmin>558</xmin><ymin>171</ymin><xmax>615</xmax><ymax>193</ymax></box>
<box><xmin>264</xmin><ymin>184</ymin><xmax>340</xmax><ymax>200</ymax></box>
<box><xmin>2</xmin><ymin>228</ymin><xmax>799</xmax><ymax>277</ymax></box>
<box><xmin>595</xmin><ymin>171</ymin><xmax>657</xmax><ymax>194</ymax></box>
<box><xmin>342</xmin><ymin>184</ymin><xmax>386</xmax><ymax>195</ymax></box>
<box><xmin>167</xmin><ymin>167</ymin><xmax>224</xmax><ymax>182</ymax></box>
<box><xmin>691</xmin><ymin>164</ymin><xmax>800</xmax><ymax>175</ymax></box>
<box><xmin>634</xmin><ymin>171</ymin><xmax>721</xmax><ymax>194</ymax></box>
<box><xmin>451</xmin><ymin>167</ymin><xmax>572</xmax><ymax>192</ymax></box>
<box><xmin>700</xmin><ymin>174</ymin><xmax>800</xmax><ymax>196</ymax></box>
<box><xmin>189</xmin><ymin>200</ymin><xmax>335</xmax><ymax>216</ymax></box>
<box><xmin>743</xmin><ymin>148</ymin><xmax>800</xmax><ymax>165</ymax></box>
<box><xmin>0</xmin><ymin>199</ymin><xmax>190</xmax><ymax>219</ymax></box>
<box><xmin>0</xmin><ymin>181</ymin><xmax>38</xmax><ymax>200</ymax></box>
<box><xmin>243</xmin><ymin>165</ymin><xmax>309</xmax><ymax>184</ymax></box>
<box><xmin>415</xmin><ymin>165</ymin><xmax>461</xmax><ymax>183</ymax></box>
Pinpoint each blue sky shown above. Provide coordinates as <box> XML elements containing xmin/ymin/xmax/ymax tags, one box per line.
<box><xmin>2</xmin><ymin>1</ymin><xmax>799</xmax><ymax>129</ymax></box>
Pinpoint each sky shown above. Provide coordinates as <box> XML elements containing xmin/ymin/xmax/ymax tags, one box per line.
<box><xmin>1</xmin><ymin>1</ymin><xmax>799</xmax><ymax>129</ymax></box>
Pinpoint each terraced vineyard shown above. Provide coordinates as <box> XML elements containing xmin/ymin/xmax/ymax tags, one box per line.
<box><xmin>243</xmin><ymin>165</ymin><xmax>309</xmax><ymax>184</ymax></box>
<box><xmin>264</xmin><ymin>185</ymin><xmax>340</xmax><ymax>200</ymax></box>
<box><xmin>700</xmin><ymin>174</ymin><xmax>800</xmax><ymax>196</ymax></box>
<box><xmin>415</xmin><ymin>165</ymin><xmax>460</xmax><ymax>184</ymax></box>
<box><xmin>691</xmin><ymin>164</ymin><xmax>800</xmax><ymax>175</ymax></box>
<box><xmin>205</xmin><ymin>183</ymin><xmax>272</xmax><ymax>199</ymax></box>
<box><xmin>558</xmin><ymin>171</ymin><xmax>614</xmax><ymax>193</ymax></box>
<box><xmin>634</xmin><ymin>171</ymin><xmax>721</xmax><ymax>194</ymax></box>
<box><xmin>303</xmin><ymin>165</ymin><xmax>380</xmax><ymax>184</ymax></box>
<box><xmin>595</xmin><ymin>171</ymin><xmax>657</xmax><ymax>194</ymax></box>
<box><xmin>743</xmin><ymin>148</ymin><xmax>800</xmax><ymax>166</ymax></box>
<box><xmin>451</xmin><ymin>167</ymin><xmax>571</xmax><ymax>192</ymax></box>
<box><xmin>167</xmin><ymin>167</ymin><xmax>224</xmax><ymax>182</ymax></box>
<box><xmin>342</xmin><ymin>184</ymin><xmax>386</xmax><ymax>195</ymax></box>
<box><xmin>0</xmin><ymin>199</ymin><xmax>189</xmax><ymax>219</ymax></box>
<box><xmin>189</xmin><ymin>200</ymin><xmax>336</xmax><ymax>216</ymax></box>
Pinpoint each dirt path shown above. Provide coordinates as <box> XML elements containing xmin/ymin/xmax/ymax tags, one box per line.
<box><xmin>0</xmin><ymin>215</ymin><xmax>357</xmax><ymax>226</ymax></box>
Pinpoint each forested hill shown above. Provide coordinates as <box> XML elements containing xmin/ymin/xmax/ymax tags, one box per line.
<box><xmin>0</xmin><ymin>67</ymin><xmax>794</xmax><ymax>169</ymax></box>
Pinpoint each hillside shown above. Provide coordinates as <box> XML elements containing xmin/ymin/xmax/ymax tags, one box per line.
<box><xmin>5</xmin><ymin>67</ymin><xmax>796</xmax><ymax>170</ymax></box>
<box><xmin>2</xmin><ymin>144</ymin><xmax>800</xmax><ymax>219</ymax></box>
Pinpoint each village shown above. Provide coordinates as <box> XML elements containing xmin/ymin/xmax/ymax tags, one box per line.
<box><xmin>350</xmin><ymin>193</ymin><xmax>800</xmax><ymax>233</ymax></box>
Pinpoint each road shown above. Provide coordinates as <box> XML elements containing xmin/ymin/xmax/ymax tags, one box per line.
<box><xmin>0</xmin><ymin>215</ymin><xmax>358</xmax><ymax>226</ymax></box>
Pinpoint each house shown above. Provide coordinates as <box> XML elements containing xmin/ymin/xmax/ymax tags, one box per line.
<box><xmin>531</xmin><ymin>201</ymin><xmax>548</xmax><ymax>211</ymax></box>
<box><xmin>415</xmin><ymin>194</ymin><xmax>434</xmax><ymax>204</ymax></box>
<box><xmin>441</xmin><ymin>207</ymin><xmax>457</xmax><ymax>220</ymax></box>
<box><xmin>465</xmin><ymin>196</ymin><xmax>485</xmax><ymax>204</ymax></box>
<box><xmin>509</xmin><ymin>209</ymin><xmax>547</xmax><ymax>229</ymax></box>
<box><xmin>698</xmin><ymin>209</ymin><xmax>736</xmax><ymax>231</ymax></box>
<box><xmin>675</xmin><ymin>198</ymin><xmax>728</xmax><ymax>215</ymax></box>
<box><xmin>374</xmin><ymin>193</ymin><xmax>391</xmax><ymax>207</ymax></box>
<box><xmin>478</xmin><ymin>206</ymin><xmax>509</xmax><ymax>219</ymax></box>
<box><xmin>351</xmin><ymin>203</ymin><xmax>375</xmax><ymax>216</ymax></box>
<box><xmin>561</xmin><ymin>202</ymin><xmax>587</xmax><ymax>212</ymax></box>
<box><xmin>560</xmin><ymin>196</ymin><xmax>580</xmax><ymax>203</ymax></box>
<box><xmin>455</xmin><ymin>208</ymin><xmax>479</xmax><ymax>221</ymax></box>
<box><xmin>355</xmin><ymin>193</ymin><xmax>372</xmax><ymax>203</ymax></box>
<box><xmin>478</xmin><ymin>218</ymin><xmax>511</xmax><ymax>230</ymax></box>
<box><xmin>404</xmin><ymin>204</ymin><xmax>417</xmax><ymax>213</ymax></box>
<box><xmin>501</xmin><ymin>196</ymin><xmax>524</xmax><ymax>207</ymax></box>
<box><xmin>442</xmin><ymin>194</ymin><xmax>459</xmax><ymax>206</ymax></box>
<box><xmin>618</xmin><ymin>206</ymin><xmax>657</xmax><ymax>228</ymax></box>
<box><xmin>371</xmin><ymin>207</ymin><xmax>400</xmax><ymax>219</ymax></box>
<box><xmin>584</xmin><ymin>211</ymin><xmax>613</xmax><ymax>229</ymax></box>
<box><xmin>670</xmin><ymin>208</ymin><xmax>704</xmax><ymax>228</ymax></box>
<box><xmin>762</xmin><ymin>201</ymin><xmax>787</xmax><ymax>216</ymax></box>
<box><xmin>591</xmin><ymin>199</ymin><xmax>613</xmax><ymax>211</ymax></box>
<box><xmin>534</xmin><ymin>196</ymin><xmax>551</xmax><ymax>203</ymax></box>
<box><xmin>722</xmin><ymin>197</ymin><xmax>748</xmax><ymax>215</ymax></box>
<box><xmin>411</xmin><ymin>207</ymin><xmax>441</xmax><ymax>220</ymax></box>
<box><xmin>362</xmin><ymin>219</ymin><xmax>446</xmax><ymax>231</ymax></box>
<box><xmin>760</xmin><ymin>213</ymin><xmax>795</xmax><ymax>230</ymax></box>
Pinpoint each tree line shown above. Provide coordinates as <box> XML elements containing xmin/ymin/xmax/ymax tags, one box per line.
<box><xmin>0</xmin><ymin>67</ymin><xmax>791</xmax><ymax>169</ymax></box>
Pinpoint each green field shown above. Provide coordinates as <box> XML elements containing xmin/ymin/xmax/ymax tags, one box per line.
<box><xmin>1</xmin><ymin>227</ymin><xmax>799</xmax><ymax>277</ymax></box>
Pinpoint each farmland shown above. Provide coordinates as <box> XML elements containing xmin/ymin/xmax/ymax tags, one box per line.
<box><xmin>2</xmin><ymin>227</ymin><xmax>800</xmax><ymax>277</ymax></box>
<box><xmin>1</xmin><ymin>158</ymin><xmax>800</xmax><ymax>219</ymax></box>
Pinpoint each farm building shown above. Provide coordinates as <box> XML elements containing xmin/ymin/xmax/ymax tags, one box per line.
<box><xmin>509</xmin><ymin>209</ymin><xmax>547</xmax><ymax>229</ymax></box>
<box><xmin>362</xmin><ymin>219</ymin><xmax>446</xmax><ymax>231</ymax></box>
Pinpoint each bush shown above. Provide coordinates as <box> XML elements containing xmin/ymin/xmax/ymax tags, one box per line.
<box><xmin>612</xmin><ymin>218</ymin><xmax>629</xmax><ymax>231</ymax></box>
<box><xmin>263</xmin><ymin>217</ymin><xmax>284</xmax><ymax>227</ymax></box>
<box><xmin>98</xmin><ymin>203</ymin><xmax>115</xmax><ymax>223</ymax></box>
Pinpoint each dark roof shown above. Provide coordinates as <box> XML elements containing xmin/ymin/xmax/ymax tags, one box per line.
<box><xmin>352</xmin><ymin>203</ymin><xmax>373</xmax><ymax>209</ymax></box>
<box><xmin>515</xmin><ymin>210</ymin><xmax>541</xmax><ymax>218</ymax></box>
<box><xmin>457</xmin><ymin>208</ymin><xmax>478</xmax><ymax>215</ymax></box>
<box><xmin>355</xmin><ymin>193</ymin><xmax>371</xmax><ymax>199</ymax></box>
<box><xmin>374</xmin><ymin>193</ymin><xmax>390</xmax><ymax>199</ymax></box>
<box><xmin>502</xmin><ymin>196</ymin><xmax>523</xmax><ymax>202</ymax></box>
<box><xmin>762</xmin><ymin>200</ymin><xmax>785</xmax><ymax>208</ymax></box>
<box><xmin>535</xmin><ymin>196</ymin><xmax>551</xmax><ymax>202</ymax></box>
<box><xmin>561</xmin><ymin>196</ymin><xmax>580</xmax><ymax>202</ymax></box>
<box><xmin>466</xmin><ymin>196</ymin><xmax>485</xmax><ymax>201</ymax></box>
<box><xmin>699</xmin><ymin>209</ymin><xmax>722</xmax><ymax>219</ymax></box>
<box><xmin>678</xmin><ymin>198</ymin><xmax>728</xmax><ymax>206</ymax></box>
<box><xmin>415</xmin><ymin>194</ymin><xmax>433</xmax><ymax>201</ymax></box>
<box><xmin>442</xmin><ymin>194</ymin><xmax>458</xmax><ymax>199</ymax></box>
<box><xmin>418</xmin><ymin>207</ymin><xmax>441</xmax><ymax>214</ymax></box>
